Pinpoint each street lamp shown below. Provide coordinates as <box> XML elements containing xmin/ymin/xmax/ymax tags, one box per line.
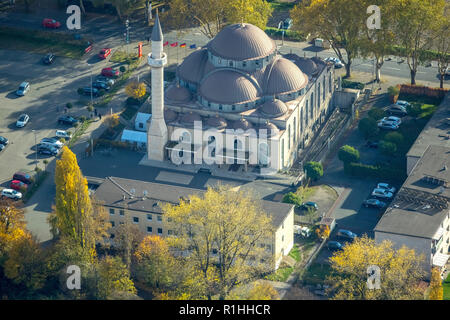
<box><xmin>32</xmin><ymin>129</ymin><xmax>37</xmax><ymax>170</ymax></box>
<box><xmin>125</xmin><ymin>19</ymin><xmax>130</xmax><ymax>55</ymax></box>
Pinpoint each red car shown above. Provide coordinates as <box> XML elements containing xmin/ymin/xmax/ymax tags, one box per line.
<box><xmin>10</xmin><ymin>180</ymin><xmax>28</xmax><ymax>192</ymax></box>
<box><xmin>42</xmin><ymin>18</ymin><xmax>61</xmax><ymax>29</ymax></box>
<box><xmin>98</xmin><ymin>48</ymin><xmax>112</xmax><ymax>59</ymax></box>
<box><xmin>101</xmin><ymin>67</ymin><xmax>120</xmax><ymax>78</ymax></box>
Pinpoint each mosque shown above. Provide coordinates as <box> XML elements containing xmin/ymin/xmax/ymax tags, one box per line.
<box><xmin>146</xmin><ymin>14</ymin><xmax>336</xmax><ymax>174</ymax></box>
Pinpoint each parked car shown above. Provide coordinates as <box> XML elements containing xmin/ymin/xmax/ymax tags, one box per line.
<box><xmin>300</xmin><ymin>201</ymin><xmax>318</xmax><ymax>211</ymax></box>
<box><xmin>363</xmin><ymin>198</ymin><xmax>386</xmax><ymax>209</ymax></box>
<box><xmin>380</xmin><ymin>116</ymin><xmax>401</xmax><ymax>126</ymax></box>
<box><xmin>325</xmin><ymin>57</ymin><xmax>344</xmax><ymax>68</ymax></box>
<box><xmin>365</xmin><ymin>141</ymin><xmax>379</xmax><ymax>149</ymax></box>
<box><xmin>92</xmin><ymin>81</ymin><xmax>111</xmax><ymax>91</ymax></box>
<box><xmin>294</xmin><ymin>225</ymin><xmax>312</xmax><ymax>238</ymax></box>
<box><xmin>38</xmin><ymin>146</ymin><xmax>59</xmax><ymax>156</ymax></box>
<box><xmin>101</xmin><ymin>67</ymin><xmax>120</xmax><ymax>78</ymax></box>
<box><xmin>371</xmin><ymin>188</ymin><xmax>394</xmax><ymax>199</ymax></box>
<box><xmin>55</xmin><ymin>130</ymin><xmax>71</xmax><ymax>139</ymax></box>
<box><xmin>43</xmin><ymin>53</ymin><xmax>56</xmax><ymax>65</ymax></box>
<box><xmin>13</xmin><ymin>172</ymin><xmax>32</xmax><ymax>184</ymax></box>
<box><xmin>81</xmin><ymin>87</ymin><xmax>100</xmax><ymax>97</ymax></box>
<box><xmin>95</xmin><ymin>76</ymin><xmax>115</xmax><ymax>86</ymax></box>
<box><xmin>1</xmin><ymin>189</ymin><xmax>22</xmax><ymax>200</ymax></box>
<box><xmin>0</xmin><ymin>136</ymin><xmax>9</xmax><ymax>146</ymax></box>
<box><xmin>58</xmin><ymin>116</ymin><xmax>79</xmax><ymax>126</ymax></box>
<box><xmin>16</xmin><ymin>114</ymin><xmax>30</xmax><ymax>127</ymax></box>
<box><xmin>0</xmin><ymin>144</ymin><xmax>5</xmax><ymax>153</ymax></box>
<box><xmin>98</xmin><ymin>48</ymin><xmax>112</xmax><ymax>59</ymax></box>
<box><xmin>10</xmin><ymin>180</ymin><xmax>28</xmax><ymax>192</ymax></box>
<box><xmin>42</xmin><ymin>18</ymin><xmax>61</xmax><ymax>29</ymax></box>
<box><xmin>16</xmin><ymin>82</ymin><xmax>30</xmax><ymax>96</ymax></box>
<box><xmin>337</xmin><ymin>229</ymin><xmax>357</xmax><ymax>241</ymax></box>
<box><xmin>386</xmin><ymin>104</ymin><xmax>408</xmax><ymax>116</ymax></box>
<box><xmin>395</xmin><ymin>100</ymin><xmax>410</xmax><ymax>108</ymax></box>
<box><xmin>376</xmin><ymin>183</ymin><xmax>396</xmax><ymax>194</ymax></box>
<box><xmin>41</xmin><ymin>137</ymin><xmax>63</xmax><ymax>148</ymax></box>
<box><xmin>327</xmin><ymin>241</ymin><xmax>344</xmax><ymax>251</ymax></box>
<box><xmin>377</xmin><ymin>121</ymin><xmax>399</xmax><ymax>130</ymax></box>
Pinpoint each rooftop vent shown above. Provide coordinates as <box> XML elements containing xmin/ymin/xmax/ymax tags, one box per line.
<box><xmin>142</xmin><ymin>190</ymin><xmax>148</xmax><ymax>200</ymax></box>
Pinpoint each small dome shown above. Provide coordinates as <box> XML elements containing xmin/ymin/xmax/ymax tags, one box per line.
<box><xmin>206</xmin><ymin>115</ymin><xmax>227</xmax><ymax>129</ymax></box>
<box><xmin>291</xmin><ymin>57</ymin><xmax>318</xmax><ymax>76</ymax></box>
<box><xmin>199</xmin><ymin>70</ymin><xmax>260</xmax><ymax>105</ymax></box>
<box><xmin>209</xmin><ymin>23</ymin><xmax>276</xmax><ymax>61</ymax></box>
<box><xmin>259</xmin><ymin>99</ymin><xmax>288</xmax><ymax>118</ymax></box>
<box><xmin>164</xmin><ymin>108</ymin><xmax>178</xmax><ymax>122</ymax></box>
<box><xmin>231</xmin><ymin>118</ymin><xmax>253</xmax><ymax>131</ymax></box>
<box><xmin>178</xmin><ymin>49</ymin><xmax>213</xmax><ymax>84</ymax></box>
<box><xmin>263</xmin><ymin>57</ymin><xmax>308</xmax><ymax>95</ymax></box>
<box><xmin>181</xmin><ymin>112</ymin><xmax>202</xmax><ymax>126</ymax></box>
<box><xmin>259</xmin><ymin>121</ymin><xmax>279</xmax><ymax>137</ymax></box>
<box><xmin>165</xmin><ymin>84</ymin><xmax>192</xmax><ymax>103</ymax></box>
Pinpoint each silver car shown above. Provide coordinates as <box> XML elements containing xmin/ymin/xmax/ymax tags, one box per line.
<box><xmin>16</xmin><ymin>114</ymin><xmax>30</xmax><ymax>127</ymax></box>
<box><xmin>16</xmin><ymin>82</ymin><xmax>30</xmax><ymax>96</ymax></box>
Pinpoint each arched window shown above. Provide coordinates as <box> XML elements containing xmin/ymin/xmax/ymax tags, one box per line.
<box><xmin>234</xmin><ymin>139</ymin><xmax>243</xmax><ymax>150</ymax></box>
<box><xmin>329</xmin><ymin>75</ymin><xmax>332</xmax><ymax>93</ymax></box>
<box><xmin>323</xmin><ymin>77</ymin><xmax>326</xmax><ymax>100</ymax></box>
<box><xmin>305</xmin><ymin>100</ymin><xmax>309</xmax><ymax>125</ymax></box>
<box><xmin>310</xmin><ymin>93</ymin><xmax>314</xmax><ymax>119</ymax></box>
<box><xmin>229</xmin><ymin>61</ymin><xmax>233</xmax><ymax>67</ymax></box>
<box><xmin>288</xmin><ymin>125</ymin><xmax>291</xmax><ymax>150</ymax></box>
<box><xmin>293</xmin><ymin>117</ymin><xmax>297</xmax><ymax>143</ymax></box>
<box><xmin>318</xmin><ymin>83</ymin><xmax>321</xmax><ymax>108</ymax></box>
<box><xmin>281</xmin><ymin>139</ymin><xmax>285</xmax><ymax>167</ymax></box>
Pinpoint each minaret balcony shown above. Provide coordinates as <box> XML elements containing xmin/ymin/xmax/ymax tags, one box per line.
<box><xmin>148</xmin><ymin>52</ymin><xmax>167</xmax><ymax>68</ymax></box>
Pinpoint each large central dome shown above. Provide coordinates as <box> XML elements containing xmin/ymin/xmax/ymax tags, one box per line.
<box><xmin>209</xmin><ymin>23</ymin><xmax>276</xmax><ymax>61</ymax></box>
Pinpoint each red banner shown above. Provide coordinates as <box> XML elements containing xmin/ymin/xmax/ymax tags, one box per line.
<box><xmin>170</xmin><ymin>42</ymin><xmax>178</xmax><ymax>47</ymax></box>
<box><xmin>138</xmin><ymin>42</ymin><xmax>143</xmax><ymax>58</ymax></box>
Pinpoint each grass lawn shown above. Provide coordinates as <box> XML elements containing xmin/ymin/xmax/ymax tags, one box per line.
<box><xmin>288</xmin><ymin>244</ymin><xmax>301</xmax><ymax>262</ymax></box>
<box><xmin>265</xmin><ymin>266</ymin><xmax>294</xmax><ymax>282</ymax></box>
<box><xmin>0</xmin><ymin>26</ymin><xmax>90</xmax><ymax>59</ymax></box>
<box><xmin>268</xmin><ymin>0</ymin><xmax>296</xmax><ymax>11</ymax></box>
<box><xmin>444</xmin><ymin>274</ymin><xmax>450</xmax><ymax>300</ymax></box>
<box><xmin>302</xmin><ymin>263</ymin><xmax>331</xmax><ymax>285</ymax></box>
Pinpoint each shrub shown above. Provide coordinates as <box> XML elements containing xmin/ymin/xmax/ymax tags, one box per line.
<box><xmin>399</xmin><ymin>84</ymin><xmax>448</xmax><ymax>102</ymax></box>
<box><xmin>125</xmin><ymin>81</ymin><xmax>146</xmax><ymax>100</ymax></box>
<box><xmin>387</xmin><ymin>85</ymin><xmax>400</xmax><ymax>103</ymax></box>
<box><xmin>406</xmin><ymin>102</ymin><xmax>423</xmax><ymax>118</ymax></box>
<box><xmin>87</xmin><ymin>105</ymin><xmax>94</xmax><ymax>112</ymax></box>
<box><xmin>358</xmin><ymin>117</ymin><xmax>379</xmax><ymax>139</ymax></box>
<box><xmin>384</xmin><ymin>132</ymin><xmax>404</xmax><ymax>147</ymax></box>
<box><xmin>342</xmin><ymin>80</ymin><xmax>364</xmax><ymax>90</ymax></box>
<box><xmin>380</xmin><ymin>141</ymin><xmax>397</xmax><ymax>156</ymax></box>
<box><xmin>338</xmin><ymin>145</ymin><xmax>360</xmax><ymax>164</ymax></box>
<box><xmin>304</xmin><ymin>161</ymin><xmax>323</xmax><ymax>181</ymax></box>
<box><xmin>66</xmin><ymin>102</ymin><xmax>73</xmax><ymax>109</ymax></box>
<box><xmin>126</xmin><ymin>97</ymin><xmax>140</xmax><ymax>106</ymax></box>
<box><xmin>77</xmin><ymin>88</ymin><xmax>84</xmax><ymax>95</ymax></box>
<box><xmin>119</xmin><ymin>66</ymin><xmax>126</xmax><ymax>73</ymax></box>
<box><xmin>282</xmin><ymin>192</ymin><xmax>303</xmax><ymax>207</ymax></box>
<box><xmin>368</xmin><ymin>108</ymin><xmax>385</xmax><ymax>120</ymax></box>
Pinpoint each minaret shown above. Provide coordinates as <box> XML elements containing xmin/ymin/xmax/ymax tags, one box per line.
<box><xmin>147</xmin><ymin>13</ymin><xmax>168</xmax><ymax>161</ymax></box>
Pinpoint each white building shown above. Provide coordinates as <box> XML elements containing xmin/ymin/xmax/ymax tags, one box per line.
<box><xmin>135</xmin><ymin>112</ymin><xmax>151</xmax><ymax>132</ymax></box>
<box><xmin>145</xmin><ymin>15</ymin><xmax>336</xmax><ymax>173</ymax></box>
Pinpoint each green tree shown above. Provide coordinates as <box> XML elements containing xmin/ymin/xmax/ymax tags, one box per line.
<box><xmin>163</xmin><ymin>185</ymin><xmax>273</xmax><ymax>300</ymax></box>
<box><xmin>367</xmin><ymin>108</ymin><xmax>385</xmax><ymax>121</ymax></box>
<box><xmin>338</xmin><ymin>145</ymin><xmax>360</xmax><ymax>164</ymax></box>
<box><xmin>291</xmin><ymin>0</ymin><xmax>366</xmax><ymax>78</ymax></box>
<box><xmin>358</xmin><ymin>117</ymin><xmax>379</xmax><ymax>139</ymax></box>
<box><xmin>392</xmin><ymin>0</ymin><xmax>446</xmax><ymax>84</ymax></box>
<box><xmin>384</xmin><ymin>132</ymin><xmax>403</xmax><ymax>148</ymax></box>
<box><xmin>433</xmin><ymin>11</ymin><xmax>450</xmax><ymax>89</ymax></box>
<box><xmin>0</xmin><ymin>199</ymin><xmax>27</xmax><ymax>259</ymax></box>
<box><xmin>282</xmin><ymin>192</ymin><xmax>302</xmax><ymax>207</ymax></box>
<box><xmin>380</xmin><ymin>140</ymin><xmax>397</xmax><ymax>156</ymax></box>
<box><xmin>304</xmin><ymin>161</ymin><xmax>323</xmax><ymax>181</ymax></box>
<box><xmin>48</xmin><ymin>147</ymin><xmax>110</xmax><ymax>261</ymax></box>
<box><xmin>327</xmin><ymin>236</ymin><xmax>426</xmax><ymax>299</ymax></box>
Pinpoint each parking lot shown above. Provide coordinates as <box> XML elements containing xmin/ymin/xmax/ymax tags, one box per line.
<box><xmin>0</xmin><ymin>48</ymin><xmax>113</xmax><ymax>186</ymax></box>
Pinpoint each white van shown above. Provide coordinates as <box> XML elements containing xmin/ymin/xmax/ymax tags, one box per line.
<box><xmin>55</xmin><ymin>130</ymin><xmax>71</xmax><ymax>139</ymax></box>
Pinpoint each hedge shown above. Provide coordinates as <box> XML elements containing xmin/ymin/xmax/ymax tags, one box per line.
<box><xmin>399</xmin><ymin>84</ymin><xmax>448</xmax><ymax>102</ymax></box>
<box><xmin>344</xmin><ymin>162</ymin><xmax>406</xmax><ymax>182</ymax></box>
<box><xmin>265</xmin><ymin>27</ymin><xmax>307</xmax><ymax>42</ymax></box>
<box><xmin>342</xmin><ymin>79</ymin><xmax>365</xmax><ymax>90</ymax></box>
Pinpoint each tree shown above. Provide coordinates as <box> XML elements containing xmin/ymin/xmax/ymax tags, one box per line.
<box><xmin>227</xmin><ymin>281</ymin><xmax>279</xmax><ymax>300</ymax></box>
<box><xmin>327</xmin><ymin>236</ymin><xmax>426</xmax><ymax>299</ymax></box>
<box><xmin>304</xmin><ymin>161</ymin><xmax>323</xmax><ymax>181</ymax></box>
<box><xmin>291</xmin><ymin>0</ymin><xmax>366</xmax><ymax>78</ymax></box>
<box><xmin>48</xmin><ymin>147</ymin><xmax>110</xmax><ymax>260</ymax></box>
<box><xmin>367</xmin><ymin>108</ymin><xmax>385</xmax><ymax>121</ymax></box>
<box><xmin>93</xmin><ymin>256</ymin><xmax>137</xmax><ymax>300</ymax></box>
<box><xmin>95</xmin><ymin>0</ymin><xmax>147</xmax><ymax>21</ymax></box>
<box><xmin>113</xmin><ymin>213</ymin><xmax>145</xmax><ymax>270</ymax></box>
<box><xmin>358</xmin><ymin>117</ymin><xmax>379</xmax><ymax>139</ymax></box>
<box><xmin>338</xmin><ymin>145</ymin><xmax>360</xmax><ymax>164</ymax></box>
<box><xmin>380</xmin><ymin>140</ymin><xmax>397</xmax><ymax>156</ymax></box>
<box><xmin>125</xmin><ymin>81</ymin><xmax>146</xmax><ymax>100</ymax></box>
<box><xmin>428</xmin><ymin>267</ymin><xmax>443</xmax><ymax>300</ymax></box>
<box><xmin>133</xmin><ymin>235</ymin><xmax>180</xmax><ymax>293</ymax></box>
<box><xmin>392</xmin><ymin>0</ymin><xmax>446</xmax><ymax>84</ymax></box>
<box><xmin>164</xmin><ymin>0</ymin><xmax>273</xmax><ymax>39</ymax></box>
<box><xmin>433</xmin><ymin>14</ymin><xmax>450</xmax><ymax>89</ymax></box>
<box><xmin>0</xmin><ymin>199</ymin><xmax>27</xmax><ymax>259</ymax></box>
<box><xmin>163</xmin><ymin>185</ymin><xmax>273</xmax><ymax>300</ymax></box>
<box><xmin>384</xmin><ymin>132</ymin><xmax>403</xmax><ymax>147</ymax></box>
<box><xmin>106</xmin><ymin>114</ymin><xmax>120</xmax><ymax>128</ymax></box>
<box><xmin>359</xmin><ymin>0</ymin><xmax>396</xmax><ymax>83</ymax></box>
<box><xmin>315</xmin><ymin>225</ymin><xmax>330</xmax><ymax>240</ymax></box>
<box><xmin>282</xmin><ymin>192</ymin><xmax>302</xmax><ymax>207</ymax></box>
<box><xmin>3</xmin><ymin>234</ymin><xmax>47</xmax><ymax>293</ymax></box>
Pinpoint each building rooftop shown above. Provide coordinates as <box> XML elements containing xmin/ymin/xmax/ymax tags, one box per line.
<box><xmin>92</xmin><ymin>176</ymin><xmax>293</xmax><ymax>228</ymax></box>
<box><xmin>406</xmin><ymin>93</ymin><xmax>450</xmax><ymax>159</ymax></box>
<box><xmin>374</xmin><ymin>145</ymin><xmax>450</xmax><ymax>239</ymax></box>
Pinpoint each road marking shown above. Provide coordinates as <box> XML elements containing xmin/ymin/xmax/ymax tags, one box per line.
<box><xmin>384</xmin><ymin>67</ymin><xmax>401</xmax><ymax>71</ymax></box>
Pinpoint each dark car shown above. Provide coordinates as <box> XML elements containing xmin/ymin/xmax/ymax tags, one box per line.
<box><xmin>58</xmin><ymin>116</ymin><xmax>79</xmax><ymax>126</ymax></box>
<box><xmin>43</xmin><ymin>53</ymin><xmax>55</xmax><ymax>65</ymax></box>
<box><xmin>0</xmin><ymin>144</ymin><xmax>5</xmax><ymax>153</ymax></box>
<box><xmin>81</xmin><ymin>87</ymin><xmax>100</xmax><ymax>97</ymax></box>
<box><xmin>337</xmin><ymin>229</ymin><xmax>357</xmax><ymax>241</ymax></box>
<box><xmin>327</xmin><ymin>241</ymin><xmax>344</xmax><ymax>251</ymax></box>
<box><xmin>386</xmin><ymin>105</ymin><xmax>408</xmax><ymax>116</ymax></box>
<box><xmin>95</xmin><ymin>76</ymin><xmax>115</xmax><ymax>86</ymax></box>
<box><xmin>365</xmin><ymin>141</ymin><xmax>378</xmax><ymax>148</ymax></box>
<box><xmin>0</xmin><ymin>136</ymin><xmax>9</xmax><ymax>145</ymax></box>
<box><xmin>13</xmin><ymin>172</ymin><xmax>32</xmax><ymax>184</ymax></box>
<box><xmin>300</xmin><ymin>201</ymin><xmax>318</xmax><ymax>211</ymax></box>
<box><xmin>38</xmin><ymin>146</ymin><xmax>59</xmax><ymax>156</ymax></box>
<box><xmin>363</xmin><ymin>198</ymin><xmax>386</xmax><ymax>208</ymax></box>
<box><xmin>92</xmin><ymin>81</ymin><xmax>110</xmax><ymax>91</ymax></box>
